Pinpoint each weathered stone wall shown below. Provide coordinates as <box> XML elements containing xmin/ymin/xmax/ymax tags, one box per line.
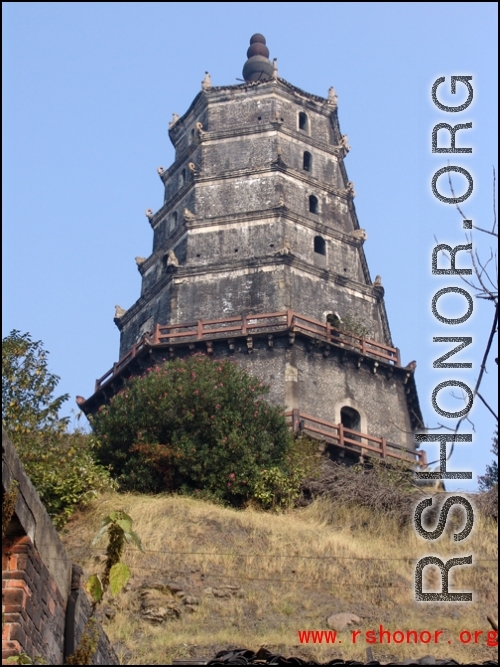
<box><xmin>2</xmin><ymin>429</ymin><xmax>118</xmax><ymax>665</ymax></box>
<box><xmin>130</xmin><ymin>333</ymin><xmax>417</xmax><ymax>452</ymax></box>
<box><xmin>2</xmin><ymin>535</ymin><xmax>66</xmax><ymax>665</ymax></box>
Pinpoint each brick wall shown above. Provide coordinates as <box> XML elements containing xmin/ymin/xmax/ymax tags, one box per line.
<box><xmin>2</xmin><ymin>535</ymin><xmax>66</xmax><ymax>665</ymax></box>
<box><xmin>2</xmin><ymin>428</ymin><xmax>118</xmax><ymax>665</ymax></box>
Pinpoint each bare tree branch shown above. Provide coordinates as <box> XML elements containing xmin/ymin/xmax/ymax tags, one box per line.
<box><xmin>447</xmin><ymin>304</ymin><xmax>498</xmax><ymax>459</ymax></box>
<box><xmin>476</xmin><ymin>390</ymin><xmax>499</xmax><ymax>421</ymax></box>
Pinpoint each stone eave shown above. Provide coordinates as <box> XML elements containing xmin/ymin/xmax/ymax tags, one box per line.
<box><xmin>115</xmin><ymin>251</ymin><xmax>383</xmax><ymax>332</ymax></box>
<box><xmin>193</xmin><ymin>121</ymin><xmax>344</xmax><ymax>158</ymax></box>
<box><xmin>169</xmin><ymin>77</ymin><xmax>335</xmax><ymax>138</ymax></box>
<box><xmin>79</xmin><ymin>328</ymin><xmax>423</xmax><ymax>431</ymax></box>
<box><xmin>168</xmin><ymin>90</ymin><xmax>207</xmax><ymax>146</ymax></box>
<box><xmin>141</xmin><ymin>205</ymin><xmax>372</xmax><ymax>273</ymax></box>
<box><xmin>189</xmin><ymin>162</ymin><xmax>351</xmax><ymax>201</ymax></box>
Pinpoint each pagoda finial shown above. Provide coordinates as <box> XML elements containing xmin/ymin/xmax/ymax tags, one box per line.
<box><xmin>242</xmin><ymin>34</ymin><xmax>274</xmax><ymax>83</ymax></box>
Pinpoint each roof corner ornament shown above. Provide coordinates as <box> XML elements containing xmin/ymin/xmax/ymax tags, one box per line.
<box><xmin>165</xmin><ymin>249</ymin><xmax>180</xmax><ymax>269</ymax></box>
<box><xmin>275</xmin><ymin>241</ymin><xmax>292</xmax><ymax>256</ymax></box>
<box><xmin>328</xmin><ymin>86</ymin><xmax>338</xmax><ymax>107</ymax></box>
<box><xmin>145</xmin><ymin>208</ymin><xmax>154</xmax><ymax>220</ymax></box>
<box><xmin>272</xmin><ymin>58</ymin><xmax>278</xmax><ymax>79</ymax></box>
<box><xmin>135</xmin><ymin>256</ymin><xmax>146</xmax><ymax>267</ymax></box>
<box><xmin>202</xmin><ymin>71</ymin><xmax>211</xmax><ymax>90</ymax></box>
<box><xmin>114</xmin><ymin>305</ymin><xmax>127</xmax><ymax>319</ymax></box>
<box><xmin>157</xmin><ymin>166</ymin><xmax>165</xmax><ymax>176</ymax></box>
<box><xmin>169</xmin><ymin>113</ymin><xmax>180</xmax><ymax>129</ymax></box>
<box><xmin>345</xmin><ymin>181</ymin><xmax>356</xmax><ymax>198</ymax></box>
<box><xmin>351</xmin><ymin>229</ymin><xmax>367</xmax><ymax>244</ymax></box>
<box><xmin>372</xmin><ymin>274</ymin><xmax>385</xmax><ymax>298</ymax></box>
<box><xmin>183</xmin><ymin>207</ymin><xmax>196</xmax><ymax>222</ymax></box>
<box><xmin>340</xmin><ymin>134</ymin><xmax>350</xmax><ymax>156</ymax></box>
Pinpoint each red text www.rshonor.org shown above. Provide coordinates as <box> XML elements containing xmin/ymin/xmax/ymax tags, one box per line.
<box><xmin>297</xmin><ymin>626</ymin><xmax>498</xmax><ymax>647</ymax></box>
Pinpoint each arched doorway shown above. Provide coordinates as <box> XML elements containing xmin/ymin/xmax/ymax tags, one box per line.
<box><xmin>340</xmin><ymin>406</ymin><xmax>361</xmax><ymax>432</ymax></box>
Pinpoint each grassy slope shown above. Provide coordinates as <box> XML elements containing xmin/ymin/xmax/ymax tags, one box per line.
<box><xmin>61</xmin><ymin>492</ymin><xmax>498</xmax><ymax>665</ymax></box>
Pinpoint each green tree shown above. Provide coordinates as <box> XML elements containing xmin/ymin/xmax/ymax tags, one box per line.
<box><xmin>2</xmin><ymin>330</ymin><xmax>69</xmax><ymax>437</ymax></box>
<box><xmin>2</xmin><ymin>330</ymin><xmax>113</xmax><ymax>526</ymax></box>
<box><xmin>91</xmin><ymin>354</ymin><xmax>296</xmax><ymax>506</ymax></box>
<box><xmin>478</xmin><ymin>431</ymin><xmax>498</xmax><ymax>491</ymax></box>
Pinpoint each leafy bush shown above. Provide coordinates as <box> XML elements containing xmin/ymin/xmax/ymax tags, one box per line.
<box><xmin>15</xmin><ymin>430</ymin><xmax>115</xmax><ymax>527</ymax></box>
<box><xmin>326</xmin><ymin>312</ymin><xmax>372</xmax><ymax>339</ymax></box>
<box><xmin>91</xmin><ymin>354</ymin><xmax>299</xmax><ymax>506</ymax></box>
<box><xmin>2</xmin><ymin>330</ymin><xmax>114</xmax><ymax>527</ymax></box>
<box><xmin>252</xmin><ymin>435</ymin><xmax>320</xmax><ymax>509</ymax></box>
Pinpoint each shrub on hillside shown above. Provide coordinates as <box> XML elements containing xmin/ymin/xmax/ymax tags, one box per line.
<box><xmin>302</xmin><ymin>457</ymin><xmax>500</xmax><ymax>527</ymax></box>
<box><xmin>301</xmin><ymin>457</ymin><xmax>422</xmax><ymax>526</ymax></box>
<box><xmin>91</xmin><ymin>354</ymin><xmax>300</xmax><ymax>506</ymax></box>
<box><xmin>2</xmin><ymin>330</ymin><xmax>114</xmax><ymax>527</ymax></box>
<box><xmin>474</xmin><ymin>486</ymin><xmax>498</xmax><ymax>521</ymax></box>
<box><xmin>15</xmin><ymin>430</ymin><xmax>115</xmax><ymax>527</ymax></box>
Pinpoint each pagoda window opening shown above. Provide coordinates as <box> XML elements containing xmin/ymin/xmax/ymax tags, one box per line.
<box><xmin>180</xmin><ymin>169</ymin><xmax>186</xmax><ymax>186</ymax></box>
<box><xmin>314</xmin><ymin>235</ymin><xmax>326</xmax><ymax>255</ymax></box>
<box><xmin>298</xmin><ymin>111</ymin><xmax>309</xmax><ymax>132</ymax></box>
<box><xmin>171</xmin><ymin>212</ymin><xmax>178</xmax><ymax>232</ymax></box>
<box><xmin>341</xmin><ymin>406</ymin><xmax>362</xmax><ymax>436</ymax></box>
<box><xmin>303</xmin><ymin>151</ymin><xmax>312</xmax><ymax>171</ymax></box>
<box><xmin>309</xmin><ymin>195</ymin><xmax>318</xmax><ymax>214</ymax></box>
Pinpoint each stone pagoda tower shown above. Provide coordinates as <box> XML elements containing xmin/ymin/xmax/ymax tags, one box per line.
<box><xmin>81</xmin><ymin>35</ymin><xmax>425</xmax><ymax>466</ymax></box>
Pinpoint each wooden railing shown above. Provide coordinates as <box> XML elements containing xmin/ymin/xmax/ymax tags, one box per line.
<box><xmin>286</xmin><ymin>409</ymin><xmax>426</xmax><ymax>466</ymax></box>
<box><xmin>152</xmin><ymin>311</ymin><xmax>290</xmax><ymax>344</ymax></box>
<box><xmin>95</xmin><ymin>310</ymin><xmax>400</xmax><ymax>392</ymax></box>
<box><xmin>94</xmin><ymin>338</ymin><xmax>149</xmax><ymax>392</ymax></box>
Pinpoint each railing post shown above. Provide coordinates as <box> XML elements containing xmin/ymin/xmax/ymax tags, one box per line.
<box><xmin>381</xmin><ymin>437</ymin><xmax>387</xmax><ymax>459</ymax></box>
<box><xmin>287</xmin><ymin>309</ymin><xmax>293</xmax><ymax>328</ymax></box>
<box><xmin>396</xmin><ymin>347</ymin><xmax>401</xmax><ymax>366</ymax></box>
<box><xmin>326</xmin><ymin>321</ymin><xmax>331</xmax><ymax>343</ymax></box>
<box><xmin>418</xmin><ymin>449</ymin><xmax>427</xmax><ymax>467</ymax></box>
<box><xmin>152</xmin><ymin>324</ymin><xmax>160</xmax><ymax>345</ymax></box>
<box><xmin>361</xmin><ymin>339</ymin><xmax>366</xmax><ymax>355</ymax></box>
<box><xmin>197</xmin><ymin>320</ymin><xmax>203</xmax><ymax>339</ymax></box>
<box><xmin>291</xmin><ymin>408</ymin><xmax>300</xmax><ymax>432</ymax></box>
<box><xmin>338</xmin><ymin>422</ymin><xmax>344</xmax><ymax>448</ymax></box>
<box><xmin>241</xmin><ymin>313</ymin><xmax>247</xmax><ymax>335</ymax></box>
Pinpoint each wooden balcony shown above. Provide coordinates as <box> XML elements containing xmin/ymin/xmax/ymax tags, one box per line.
<box><xmin>95</xmin><ymin>310</ymin><xmax>400</xmax><ymax>392</ymax></box>
<box><xmin>286</xmin><ymin>409</ymin><xmax>426</xmax><ymax>466</ymax></box>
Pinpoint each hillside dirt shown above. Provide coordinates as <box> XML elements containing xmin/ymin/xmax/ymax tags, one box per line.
<box><xmin>60</xmin><ymin>492</ymin><xmax>498</xmax><ymax>665</ymax></box>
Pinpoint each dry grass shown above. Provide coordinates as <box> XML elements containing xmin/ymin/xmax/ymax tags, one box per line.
<box><xmin>61</xmin><ymin>491</ymin><xmax>498</xmax><ymax>665</ymax></box>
